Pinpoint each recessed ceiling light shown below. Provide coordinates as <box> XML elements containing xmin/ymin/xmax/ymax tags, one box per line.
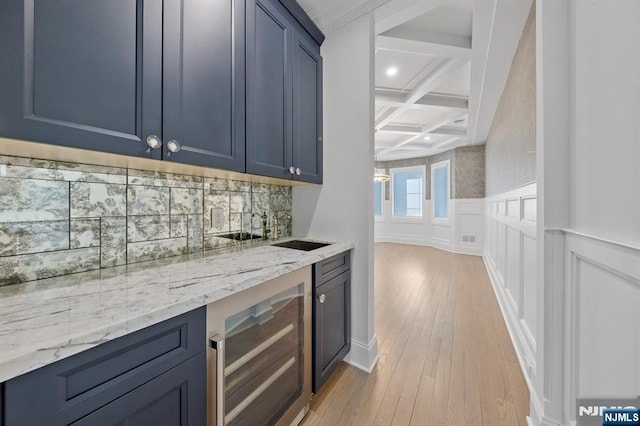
<box><xmin>386</xmin><ymin>67</ymin><xmax>398</xmax><ymax>77</ymax></box>
<box><xmin>424</xmin><ymin>136</ymin><xmax>431</xmax><ymax>141</ymax></box>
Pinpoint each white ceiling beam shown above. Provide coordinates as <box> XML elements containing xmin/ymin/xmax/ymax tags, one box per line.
<box><xmin>376</xmin><ymin>110</ymin><xmax>467</xmax><ymax>156</ymax></box>
<box><xmin>375</xmin><ymin>92</ymin><xmax>469</xmax><ymax>110</ymax></box>
<box><xmin>376</xmin><ymin>35</ymin><xmax>471</xmax><ymax>60</ymax></box>
<box><xmin>432</xmin><ymin>136</ymin><xmax>464</xmax><ymax>149</ymax></box>
<box><xmin>416</xmin><ymin>93</ymin><xmax>469</xmax><ymax>110</ymax></box>
<box><xmin>375</xmin><ymin>57</ymin><xmax>468</xmax><ymax>130</ymax></box>
<box><xmin>374</xmin><ymin>0</ymin><xmax>448</xmax><ymax>35</ymax></box>
<box><xmin>376</xmin><ymin>139</ymin><xmax>464</xmax><ymax>161</ymax></box>
<box><xmin>378</xmin><ymin>124</ymin><xmax>422</xmax><ymax>135</ymax></box>
<box><xmin>374</xmin><ymin>107</ymin><xmax>397</xmax><ymax>126</ymax></box>
<box><xmin>377</xmin><ymin>145</ymin><xmax>434</xmax><ymax>153</ymax></box>
<box><xmin>431</xmin><ymin>126</ymin><xmax>467</xmax><ymax>136</ymax></box>
<box><xmin>376</xmin><ymin>124</ymin><xmax>467</xmax><ymax>137</ymax></box>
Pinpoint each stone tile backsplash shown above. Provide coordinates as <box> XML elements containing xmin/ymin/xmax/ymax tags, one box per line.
<box><xmin>0</xmin><ymin>155</ymin><xmax>293</xmax><ymax>286</ymax></box>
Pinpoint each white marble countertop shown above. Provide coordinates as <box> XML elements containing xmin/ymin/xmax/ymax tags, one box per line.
<box><xmin>0</xmin><ymin>238</ymin><xmax>353</xmax><ymax>383</ymax></box>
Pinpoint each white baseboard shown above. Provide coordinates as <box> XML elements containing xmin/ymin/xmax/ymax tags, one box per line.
<box><xmin>375</xmin><ymin>234</ymin><xmax>483</xmax><ymax>256</ymax></box>
<box><xmin>344</xmin><ymin>334</ymin><xmax>378</xmax><ymax>373</ymax></box>
<box><xmin>482</xmin><ymin>252</ymin><xmax>547</xmax><ymax>425</ymax></box>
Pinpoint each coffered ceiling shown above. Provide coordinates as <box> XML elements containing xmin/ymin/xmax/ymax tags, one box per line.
<box><xmin>298</xmin><ymin>0</ymin><xmax>534</xmax><ymax>162</ymax></box>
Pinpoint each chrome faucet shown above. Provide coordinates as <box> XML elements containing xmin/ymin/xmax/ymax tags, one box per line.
<box><xmin>253</xmin><ymin>211</ymin><xmax>270</xmax><ymax>240</ymax></box>
<box><xmin>272</xmin><ymin>212</ymin><xmax>291</xmax><ymax>240</ymax></box>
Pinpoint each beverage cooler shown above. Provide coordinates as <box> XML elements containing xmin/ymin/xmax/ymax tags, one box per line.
<box><xmin>206</xmin><ymin>267</ymin><xmax>312</xmax><ymax>426</ymax></box>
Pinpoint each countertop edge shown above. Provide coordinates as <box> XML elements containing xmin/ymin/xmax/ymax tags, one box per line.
<box><xmin>0</xmin><ymin>241</ymin><xmax>354</xmax><ymax>383</ymax></box>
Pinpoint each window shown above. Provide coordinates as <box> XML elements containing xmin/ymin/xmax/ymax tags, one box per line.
<box><xmin>374</xmin><ymin>181</ymin><xmax>383</xmax><ymax>216</ymax></box>
<box><xmin>392</xmin><ymin>168</ymin><xmax>424</xmax><ymax>217</ymax></box>
<box><xmin>431</xmin><ymin>160</ymin><xmax>450</xmax><ymax>221</ymax></box>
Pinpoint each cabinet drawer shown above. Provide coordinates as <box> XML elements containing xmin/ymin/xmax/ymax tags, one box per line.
<box><xmin>4</xmin><ymin>307</ymin><xmax>205</xmax><ymax>426</ymax></box>
<box><xmin>314</xmin><ymin>250</ymin><xmax>350</xmax><ymax>285</ymax></box>
<box><xmin>72</xmin><ymin>351</ymin><xmax>205</xmax><ymax>426</ymax></box>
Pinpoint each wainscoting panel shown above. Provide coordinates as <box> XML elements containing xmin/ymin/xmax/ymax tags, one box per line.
<box><xmin>375</xmin><ymin>199</ymin><xmax>484</xmax><ymax>256</ymax></box>
<box><xmin>562</xmin><ymin>230</ymin><xmax>640</xmax><ymax>424</ymax></box>
<box><xmin>483</xmin><ymin>182</ymin><xmax>537</xmax><ymax>387</ymax></box>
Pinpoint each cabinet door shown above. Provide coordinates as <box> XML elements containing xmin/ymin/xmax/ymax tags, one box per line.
<box><xmin>73</xmin><ymin>352</ymin><xmax>206</xmax><ymax>426</ymax></box>
<box><xmin>4</xmin><ymin>308</ymin><xmax>205</xmax><ymax>425</ymax></box>
<box><xmin>0</xmin><ymin>0</ymin><xmax>162</xmax><ymax>159</ymax></box>
<box><xmin>162</xmin><ymin>0</ymin><xmax>245</xmax><ymax>171</ymax></box>
<box><xmin>292</xmin><ymin>30</ymin><xmax>323</xmax><ymax>184</ymax></box>
<box><xmin>246</xmin><ymin>0</ymin><xmax>294</xmax><ymax>180</ymax></box>
<box><xmin>313</xmin><ymin>270</ymin><xmax>351</xmax><ymax>392</ymax></box>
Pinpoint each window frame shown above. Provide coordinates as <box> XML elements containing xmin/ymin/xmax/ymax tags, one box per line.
<box><xmin>430</xmin><ymin>159</ymin><xmax>451</xmax><ymax>225</ymax></box>
<box><xmin>390</xmin><ymin>165</ymin><xmax>425</xmax><ymax>221</ymax></box>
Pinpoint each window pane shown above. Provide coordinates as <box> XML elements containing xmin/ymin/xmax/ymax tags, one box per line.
<box><xmin>406</xmin><ymin>194</ymin><xmax>420</xmax><ymax>210</ymax></box>
<box><xmin>433</xmin><ymin>165</ymin><xmax>448</xmax><ymax>219</ymax></box>
<box><xmin>393</xmin><ymin>171</ymin><xmax>423</xmax><ymax>217</ymax></box>
<box><xmin>374</xmin><ymin>182</ymin><xmax>382</xmax><ymax>216</ymax></box>
<box><xmin>406</xmin><ymin>178</ymin><xmax>421</xmax><ymax>194</ymax></box>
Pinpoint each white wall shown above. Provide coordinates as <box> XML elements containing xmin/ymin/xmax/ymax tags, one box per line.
<box><xmin>530</xmin><ymin>1</ymin><xmax>640</xmax><ymax>425</ymax></box>
<box><xmin>375</xmin><ymin>198</ymin><xmax>484</xmax><ymax>256</ymax></box>
<box><xmin>292</xmin><ymin>15</ymin><xmax>378</xmax><ymax>372</ymax></box>
<box><xmin>561</xmin><ymin>1</ymin><xmax>640</xmax><ymax>424</ymax></box>
<box><xmin>567</xmin><ymin>0</ymin><xmax>640</xmax><ymax>405</ymax></box>
<box><xmin>571</xmin><ymin>1</ymin><xmax>640</xmax><ymax>242</ymax></box>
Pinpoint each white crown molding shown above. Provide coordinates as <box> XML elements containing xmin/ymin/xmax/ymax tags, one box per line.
<box><xmin>315</xmin><ymin>0</ymin><xmax>390</xmax><ymax>34</ymax></box>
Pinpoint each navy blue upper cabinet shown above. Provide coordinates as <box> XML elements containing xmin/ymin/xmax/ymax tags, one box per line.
<box><xmin>0</xmin><ymin>0</ymin><xmax>320</xmax><ymax>178</ymax></box>
<box><xmin>0</xmin><ymin>0</ymin><xmax>245</xmax><ymax>171</ymax></box>
<box><xmin>292</xmin><ymin>30</ymin><xmax>323</xmax><ymax>184</ymax></box>
<box><xmin>246</xmin><ymin>0</ymin><xmax>324</xmax><ymax>183</ymax></box>
<box><xmin>0</xmin><ymin>0</ymin><xmax>163</xmax><ymax>159</ymax></box>
<box><xmin>162</xmin><ymin>0</ymin><xmax>245</xmax><ymax>171</ymax></box>
<box><xmin>246</xmin><ymin>0</ymin><xmax>294</xmax><ymax>180</ymax></box>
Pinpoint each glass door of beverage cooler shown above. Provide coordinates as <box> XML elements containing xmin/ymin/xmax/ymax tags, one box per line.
<box><xmin>206</xmin><ymin>267</ymin><xmax>312</xmax><ymax>426</ymax></box>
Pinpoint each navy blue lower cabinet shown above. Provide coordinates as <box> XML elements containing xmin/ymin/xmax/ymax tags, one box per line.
<box><xmin>73</xmin><ymin>352</ymin><xmax>206</xmax><ymax>426</ymax></box>
<box><xmin>3</xmin><ymin>307</ymin><xmax>206</xmax><ymax>426</ymax></box>
<box><xmin>313</xmin><ymin>252</ymin><xmax>351</xmax><ymax>393</ymax></box>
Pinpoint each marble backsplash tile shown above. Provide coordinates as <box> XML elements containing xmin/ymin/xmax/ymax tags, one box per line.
<box><xmin>0</xmin><ymin>155</ymin><xmax>293</xmax><ymax>286</ymax></box>
<box><xmin>0</xmin><ymin>178</ymin><xmax>69</xmax><ymax>222</ymax></box>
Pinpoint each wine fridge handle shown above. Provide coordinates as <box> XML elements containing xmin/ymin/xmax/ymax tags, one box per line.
<box><xmin>210</xmin><ymin>334</ymin><xmax>225</xmax><ymax>425</ymax></box>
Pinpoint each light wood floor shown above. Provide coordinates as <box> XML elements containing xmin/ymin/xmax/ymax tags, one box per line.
<box><xmin>302</xmin><ymin>243</ymin><xmax>529</xmax><ymax>426</ymax></box>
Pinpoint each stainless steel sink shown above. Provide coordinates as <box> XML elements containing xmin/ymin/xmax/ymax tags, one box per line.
<box><xmin>272</xmin><ymin>240</ymin><xmax>330</xmax><ymax>251</ymax></box>
<box><xmin>217</xmin><ymin>232</ymin><xmax>262</xmax><ymax>241</ymax></box>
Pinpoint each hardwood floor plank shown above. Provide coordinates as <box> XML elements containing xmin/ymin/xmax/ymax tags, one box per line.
<box><xmin>301</xmin><ymin>243</ymin><xmax>530</xmax><ymax>426</ymax></box>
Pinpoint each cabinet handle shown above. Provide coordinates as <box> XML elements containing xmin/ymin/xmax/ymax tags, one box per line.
<box><xmin>288</xmin><ymin>166</ymin><xmax>296</xmax><ymax>175</ymax></box>
<box><xmin>318</xmin><ymin>294</ymin><xmax>326</xmax><ymax>304</ymax></box>
<box><xmin>167</xmin><ymin>139</ymin><xmax>181</xmax><ymax>153</ymax></box>
<box><xmin>295</xmin><ymin>168</ymin><xmax>301</xmax><ymax>176</ymax></box>
<box><xmin>146</xmin><ymin>135</ymin><xmax>162</xmax><ymax>149</ymax></box>
<box><xmin>209</xmin><ymin>335</ymin><xmax>225</xmax><ymax>426</ymax></box>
